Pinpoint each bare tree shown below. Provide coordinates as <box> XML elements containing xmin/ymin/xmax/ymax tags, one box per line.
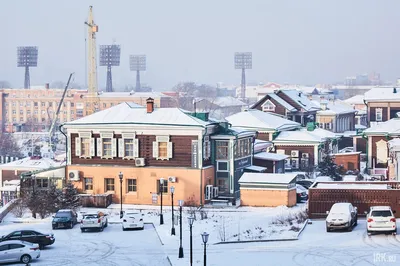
<box><xmin>0</xmin><ymin>133</ymin><xmax>22</xmax><ymax>157</ymax></box>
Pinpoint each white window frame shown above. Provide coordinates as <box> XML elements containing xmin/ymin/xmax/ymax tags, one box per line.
<box><xmin>376</xmin><ymin>108</ymin><xmax>383</xmax><ymax>122</ymax></box>
<box><xmin>261</xmin><ymin>100</ymin><xmax>276</xmax><ymax>112</ymax></box>
<box><xmin>75</xmin><ymin>132</ymin><xmax>95</xmax><ymax>159</ymax></box>
<box><xmin>97</xmin><ymin>132</ymin><xmax>117</xmax><ymax>159</ymax></box>
<box><xmin>203</xmin><ymin>136</ymin><xmax>211</xmax><ymax>160</ymax></box>
<box><xmin>118</xmin><ymin>133</ymin><xmax>139</xmax><ymax>159</ymax></box>
<box><xmin>153</xmin><ymin>135</ymin><xmax>173</xmax><ymax>160</ymax></box>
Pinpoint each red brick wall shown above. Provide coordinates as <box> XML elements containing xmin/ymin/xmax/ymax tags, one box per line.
<box><xmin>333</xmin><ymin>153</ymin><xmax>360</xmax><ymax>171</ymax></box>
<box><xmin>1</xmin><ymin>170</ymin><xmax>27</xmax><ymax>185</ymax></box>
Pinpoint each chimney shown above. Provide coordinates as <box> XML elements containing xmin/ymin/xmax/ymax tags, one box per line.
<box><xmin>146</xmin><ymin>97</ymin><xmax>154</xmax><ymax>113</ymax></box>
<box><xmin>45</xmin><ymin>83</ymin><xmax>49</xmax><ymax>89</ymax></box>
<box><xmin>394</xmin><ymin>87</ymin><xmax>397</xmax><ymax>94</ymax></box>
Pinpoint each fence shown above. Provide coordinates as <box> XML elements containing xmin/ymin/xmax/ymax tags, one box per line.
<box><xmin>308</xmin><ymin>181</ymin><xmax>400</xmax><ymax>219</ymax></box>
<box><xmin>79</xmin><ymin>194</ymin><xmax>113</xmax><ymax>208</ymax></box>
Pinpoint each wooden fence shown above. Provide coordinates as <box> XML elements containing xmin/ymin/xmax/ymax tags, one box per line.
<box><xmin>79</xmin><ymin>194</ymin><xmax>113</xmax><ymax>208</ymax></box>
<box><xmin>308</xmin><ymin>181</ymin><xmax>400</xmax><ymax>219</ymax></box>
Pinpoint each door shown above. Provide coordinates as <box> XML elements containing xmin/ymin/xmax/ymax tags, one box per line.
<box><xmin>22</xmin><ymin>230</ymin><xmax>38</xmax><ymax>244</ymax></box>
<box><xmin>7</xmin><ymin>231</ymin><xmax>22</xmax><ymax>241</ymax></box>
<box><xmin>0</xmin><ymin>244</ymin><xmax>10</xmax><ymax>262</ymax></box>
<box><xmin>8</xmin><ymin>243</ymin><xmax>24</xmax><ymax>261</ymax></box>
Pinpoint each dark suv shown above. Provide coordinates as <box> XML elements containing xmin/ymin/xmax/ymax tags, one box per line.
<box><xmin>52</xmin><ymin>209</ymin><xmax>78</xmax><ymax>229</ymax></box>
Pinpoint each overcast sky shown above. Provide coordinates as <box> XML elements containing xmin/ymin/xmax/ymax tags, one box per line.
<box><xmin>0</xmin><ymin>0</ymin><xmax>398</xmax><ymax>90</ymax></box>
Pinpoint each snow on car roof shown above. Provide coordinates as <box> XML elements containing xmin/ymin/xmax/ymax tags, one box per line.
<box><xmin>370</xmin><ymin>206</ymin><xmax>392</xmax><ymax>210</ymax></box>
<box><xmin>330</xmin><ymin>203</ymin><xmax>352</xmax><ymax>212</ymax></box>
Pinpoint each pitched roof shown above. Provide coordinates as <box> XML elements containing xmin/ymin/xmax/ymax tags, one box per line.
<box><xmin>251</xmin><ymin>93</ymin><xmax>296</xmax><ymax>112</ymax></box>
<box><xmin>313</xmin><ymin>100</ymin><xmax>356</xmax><ymax>115</ymax></box>
<box><xmin>344</xmin><ymin>94</ymin><xmax>365</xmax><ymax>104</ymax></box>
<box><xmin>364</xmin><ymin>87</ymin><xmax>400</xmax><ymax>102</ymax></box>
<box><xmin>225</xmin><ymin>109</ymin><xmax>300</xmax><ymax>131</ymax></box>
<box><xmin>279</xmin><ymin>90</ymin><xmax>320</xmax><ymax>112</ymax></box>
<box><xmin>239</xmin><ymin>173</ymin><xmax>297</xmax><ymax>184</ymax></box>
<box><xmin>363</xmin><ymin>118</ymin><xmax>400</xmax><ymax>135</ymax></box>
<box><xmin>65</xmin><ymin>102</ymin><xmax>211</xmax><ymax>127</ymax></box>
<box><xmin>254</xmin><ymin>152</ymin><xmax>289</xmax><ymax>161</ymax></box>
<box><xmin>274</xmin><ymin>128</ymin><xmax>338</xmax><ymax>143</ymax></box>
<box><xmin>0</xmin><ymin>157</ymin><xmax>62</xmax><ymax>170</ymax></box>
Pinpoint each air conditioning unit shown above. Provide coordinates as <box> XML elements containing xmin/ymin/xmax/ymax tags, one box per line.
<box><xmin>284</xmin><ymin>159</ymin><xmax>291</xmax><ymax>169</ymax></box>
<box><xmin>135</xmin><ymin>158</ymin><xmax>145</xmax><ymax>167</ymax></box>
<box><xmin>291</xmin><ymin>158</ymin><xmax>299</xmax><ymax>169</ymax></box>
<box><xmin>291</xmin><ymin>150</ymin><xmax>299</xmax><ymax>157</ymax></box>
<box><xmin>212</xmin><ymin>187</ymin><xmax>219</xmax><ymax>198</ymax></box>
<box><xmin>302</xmin><ymin>153</ymin><xmax>309</xmax><ymax>159</ymax></box>
<box><xmin>301</xmin><ymin>158</ymin><xmax>309</xmax><ymax>169</ymax></box>
<box><xmin>205</xmin><ymin>185</ymin><xmax>213</xmax><ymax>200</ymax></box>
<box><xmin>168</xmin><ymin>176</ymin><xmax>177</xmax><ymax>183</ymax></box>
<box><xmin>68</xmin><ymin>170</ymin><xmax>80</xmax><ymax>181</ymax></box>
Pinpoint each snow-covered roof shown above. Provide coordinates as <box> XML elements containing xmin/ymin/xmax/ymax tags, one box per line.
<box><xmin>244</xmin><ymin>165</ymin><xmax>268</xmax><ymax>172</ymax></box>
<box><xmin>0</xmin><ymin>185</ymin><xmax>20</xmax><ymax>192</ymax></box>
<box><xmin>274</xmin><ymin>128</ymin><xmax>338</xmax><ymax>143</ymax></box>
<box><xmin>314</xmin><ymin>100</ymin><xmax>356</xmax><ymax>115</ymax></box>
<box><xmin>364</xmin><ymin>87</ymin><xmax>400</xmax><ymax>102</ymax></box>
<box><xmin>208</xmin><ymin>97</ymin><xmax>247</xmax><ymax>107</ymax></box>
<box><xmin>65</xmin><ymin>102</ymin><xmax>212</xmax><ymax>127</ymax></box>
<box><xmin>96</xmin><ymin>91</ymin><xmax>170</xmax><ymax>99</ymax></box>
<box><xmin>266</xmin><ymin>93</ymin><xmax>296</xmax><ymax>111</ymax></box>
<box><xmin>226</xmin><ymin>109</ymin><xmax>300</xmax><ymax>131</ymax></box>
<box><xmin>316</xmin><ymin>183</ymin><xmax>388</xmax><ymax>190</ymax></box>
<box><xmin>279</xmin><ymin>90</ymin><xmax>320</xmax><ymax>111</ymax></box>
<box><xmin>388</xmin><ymin>138</ymin><xmax>400</xmax><ymax>149</ymax></box>
<box><xmin>344</xmin><ymin>94</ymin><xmax>365</xmax><ymax>105</ymax></box>
<box><xmin>253</xmin><ymin>140</ymin><xmax>273</xmax><ymax>153</ymax></box>
<box><xmin>239</xmin><ymin>173</ymin><xmax>297</xmax><ymax>184</ymax></box>
<box><xmin>254</xmin><ymin>152</ymin><xmax>289</xmax><ymax>161</ymax></box>
<box><xmin>0</xmin><ymin>157</ymin><xmax>62</xmax><ymax>170</ymax></box>
<box><xmin>363</xmin><ymin>118</ymin><xmax>400</xmax><ymax>135</ymax></box>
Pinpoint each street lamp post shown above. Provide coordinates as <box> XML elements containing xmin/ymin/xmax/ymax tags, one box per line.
<box><xmin>188</xmin><ymin>216</ymin><xmax>195</xmax><ymax>266</ymax></box>
<box><xmin>119</xmin><ymin>172</ymin><xmax>123</xmax><ymax>218</ymax></box>
<box><xmin>32</xmin><ymin>174</ymin><xmax>36</xmax><ymax>194</ymax></box>
<box><xmin>201</xmin><ymin>232</ymin><xmax>209</xmax><ymax>266</ymax></box>
<box><xmin>159</xmin><ymin>178</ymin><xmax>164</xmax><ymax>225</ymax></box>
<box><xmin>178</xmin><ymin>200</ymin><xmax>184</xmax><ymax>258</ymax></box>
<box><xmin>170</xmin><ymin>186</ymin><xmax>175</xmax><ymax>235</ymax></box>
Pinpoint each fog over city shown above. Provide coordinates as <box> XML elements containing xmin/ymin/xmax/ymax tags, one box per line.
<box><xmin>0</xmin><ymin>0</ymin><xmax>399</xmax><ymax>90</ymax></box>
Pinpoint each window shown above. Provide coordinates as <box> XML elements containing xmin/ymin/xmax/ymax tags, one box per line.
<box><xmin>153</xmin><ymin>136</ymin><xmax>173</xmax><ymax>160</ymax></box>
<box><xmin>103</xmin><ymin>103</ymin><xmax>107</xmax><ymax>108</ymax></box>
<box><xmin>216</xmin><ymin>141</ymin><xmax>229</xmax><ymax>160</ymax></box>
<box><xmin>12</xmin><ymin>110</ymin><xmax>16</xmax><ymax>115</ymax></box>
<box><xmin>376</xmin><ymin>108</ymin><xmax>383</xmax><ymax>122</ymax></box>
<box><xmin>70</xmin><ymin>102</ymin><xmax>74</xmax><ymax>107</ymax></box>
<box><xmin>261</xmin><ymin>100</ymin><xmax>276</xmax><ymax>112</ymax></box>
<box><xmin>19</xmin><ymin>102</ymin><xmax>24</xmax><ymax>106</ymax></box>
<box><xmin>71</xmin><ymin>110</ymin><xmax>74</xmax><ymax>115</ymax></box>
<box><xmin>102</xmin><ymin>138</ymin><xmax>112</xmax><ymax>157</ymax></box>
<box><xmin>26</xmin><ymin>102</ymin><xmax>30</xmax><ymax>107</ymax></box>
<box><xmin>105</xmin><ymin>178</ymin><xmax>115</xmax><ymax>191</ymax></box>
<box><xmin>19</xmin><ymin>110</ymin><xmax>23</xmax><ymax>115</ymax></box>
<box><xmin>81</xmin><ymin>138</ymin><xmax>91</xmax><ymax>157</ymax></box>
<box><xmin>124</xmin><ymin>139</ymin><xmax>134</xmax><ymax>157</ymax></box>
<box><xmin>217</xmin><ymin>161</ymin><xmax>229</xmax><ymax>171</ymax></box>
<box><xmin>84</xmin><ymin>178</ymin><xmax>93</xmax><ymax>190</ymax></box>
<box><xmin>217</xmin><ymin>179</ymin><xmax>228</xmax><ymax>193</ymax></box>
<box><xmin>157</xmin><ymin>180</ymin><xmax>168</xmax><ymax>194</ymax></box>
<box><xmin>49</xmin><ymin>102</ymin><xmax>52</xmax><ymax>107</ymax></box>
<box><xmin>9</xmin><ymin>244</ymin><xmax>24</xmax><ymax>249</ymax></box>
<box><xmin>41</xmin><ymin>102</ymin><xmax>45</xmax><ymax>107</ymax></box>
<box><xmin>19</xmin><ymin>118</ymin><xmax>23</xmax><ymax>122</ymax></box>
<box><xmin>127</xmin><ymin>179</ymin><xmax>137</xmax><ymax>192</ymax></box>
<box><xmin>36</xmin><ymin>178</ymin><xmax>49</xmax><ymax>188</ymax></box>
<box><xmin>34</xmin><ymin>102</ymin><xmax>38</xmax><ymax>107</ymax></box>
<box><xmin>12</xmin><ymin>102</ymin><xmax>16</xmax><ymax>107</ymax></box>
<box><xmin>0</xmin><ymin>245</ymin><xmax>8</xmax><ymax>251</ymax></box>
<box><xmin>34</xmin><ymin>110</ymin><xmax>38</xmax><ymax>115</ymax></box>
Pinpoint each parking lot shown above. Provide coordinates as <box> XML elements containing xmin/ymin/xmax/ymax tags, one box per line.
<box><xmin>0</xmin><ymin>221</ymin><xmax>170</xmax><ymax>266</ymax></box>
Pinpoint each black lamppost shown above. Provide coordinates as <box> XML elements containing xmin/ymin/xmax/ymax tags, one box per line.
<box><xmin>170</xmin><ymin>186</ymin><xmax>175</xmax><ymax>235</ymax></box>
<box><xmin>201</xmin><ymin>232</ymin><xmax>209</xmax><ymax>266</ymax></box>
<box><xmin>32</xmin><ymin>174</ymin><xmax>36</xmax><ymax>194</ymax></box>
<box><xmin>188</xmin><ymin>216</ymin><xmax>195</xmax><ymax>266</ymax></box>
<box><xmin>119</xmin><ymin>172</ymin><xmax>123</xmax><ymax>218</ymax></box>
<box><xmin>178</xmin><ymin>200</ymin><xmax>184</xmax><ymax>258</ymax></box>
<box><xmin>159</xmin><ymin>178</ymin><xmax>164</xmax><ymax>225</ymax></box>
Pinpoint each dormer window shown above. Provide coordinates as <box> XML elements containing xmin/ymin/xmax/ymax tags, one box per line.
<box><xmin>261</xmin><ymin>100</ymin><xmax>276</xmax><ymax>112</ymax></box>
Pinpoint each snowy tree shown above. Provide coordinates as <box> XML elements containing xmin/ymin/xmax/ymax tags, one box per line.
<box><xmin>46</xmin><ymin>185</ymin><xmax>63</xmax><ymax>213</ymax></box>
<box><xmin>317</xmin><ymin>153</ymin><xmax>343</xmax><ymax>181</ymax></box>
<box><xmin>59</xmin><ymin>182</ymin><xmax>81</xmax><ymax>211</ymax></box>
<box><xmin>0</xmin><ymin>133</ymin><xmax>22</xmax><ymax>157</ymax></box>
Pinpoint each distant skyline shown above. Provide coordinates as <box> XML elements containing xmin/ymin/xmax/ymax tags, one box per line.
<box><xmin>0</xmin><ymin>0</ymin><xmax>399</xmax><ymax>90</ymax></box>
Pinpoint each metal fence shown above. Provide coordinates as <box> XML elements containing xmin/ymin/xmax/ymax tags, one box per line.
<box><xmin>79</xmin><ymin>194</ymin><xmax>113</xmax><ymax>208</ymax></box>
<box><xmin>308</xmin><ymin>181</ymin><xmax>400</xmax><ymax>219</ymax></box>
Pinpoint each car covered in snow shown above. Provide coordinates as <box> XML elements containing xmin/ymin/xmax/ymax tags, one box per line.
<box><xmin>52</xmin><ymin>209</ymin><xmax>78</xmax><ymax>229</ymax></box>
<box><xmin>366</xmin><ymin>206</ymin><xmax>397</xmax><ymax>235</ymax></box>
<box><xmin>121</xmin><ymin>211</ymin><xmax>144</xmax><ymax>230</ymax></box>
<box><xmin>326</xmin><ymin>203</ymin><xmax>358</xmax><ymax>232</ymax></box>
<box><xmin>80</xmin><ymin>212</ymin><xmax>108</xmax><ymax>232</ymax></box>
<box><xmin>296</xmin><ymin>184</ymin><xmax>308</xmax><ymax>203</ymax></box>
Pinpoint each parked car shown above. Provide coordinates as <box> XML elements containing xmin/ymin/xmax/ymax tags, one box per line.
<box><xmin>366</xmin><ymin>206</ymin><xmax>397</xmax><ymax>235</ymax></box>
<box><xmin>296</xmin><ymin>184</ymin><xmax>308</xmax><ymax>203</ymax></box>
<box><xmin>121</xmin><ymin>211</ymin><xmax>145</xmax><ymax>231</ymax></box>
<box><xmin>296</xmin><ymin>180</ymin><xmax>315</xmax><ymax>189</ymax></box>
<box><xmin>0</xmin><ymin>240</ymin><xmax>40</xmax><ymax>264</ymax></box>
<box><xmin>52</xmin><ymin>209</ymin><xmax>78</xmax><ymax>229</ymax></box>
<box><xmin>0</xmin><ymin>230</ymin><xmax>55</xmax><ymax>249</ymax></box>
<box><xmin>81</xmin><ymin>211</ymin><xmax>108</xmax><ymax>232</ymax></box>
<box><xmin>326</xmin><ymin>203</ymin><xmax>358</xmax><ymax>232</ymax></box>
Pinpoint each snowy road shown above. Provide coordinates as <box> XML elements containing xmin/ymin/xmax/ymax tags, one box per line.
<box><xmin>166</xmin><ymin>219</ymin><xmax>400</xmax><ymax>266</ymax></box>
<box><xmin>0</xmin><ymin>222</ymin><xmax>170</xmax><ymax>266</ymax></box>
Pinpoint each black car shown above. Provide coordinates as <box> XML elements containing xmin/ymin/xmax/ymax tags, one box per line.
<box><xmin>52</xmin><ymin>209</ymin><xmax>78</xmax><ymax>229</ymax></box>
<box><xmin>0</xmin><ymin>230</ymin><xmax>55</xmax><ymax>249</ymax></box>
<box><xmin>296</xmin><ymin>180</ymin><xmax>315</xmax><ymax>189</ymax></box>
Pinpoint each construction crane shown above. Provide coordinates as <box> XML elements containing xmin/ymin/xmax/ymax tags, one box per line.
<box><xmin>48</xmin><ymin>73</ymin><xmax>74</xmax><ymax>154</ymax></box>
<box><xmin>84</xmin><ymin>6</ymin><xmax>99</xmax><ymax>115</ymax></box>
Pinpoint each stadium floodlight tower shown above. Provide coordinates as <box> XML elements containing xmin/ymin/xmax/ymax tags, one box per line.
<box><xmin>130</xmin><ymin>55</ymin><xmax>146</xmax><ymax>91</ymax></box>
<box><xmin>100</xmin><ymin>44</ymin><xmax>121</xmax><ymax>92</ymax></box>
<box><xmin>234</xmin><ymin>52</ymin><xmax>252</xmax><ymax>99</ymax></box>
<box><xmin>17</xmin><ymin>46</ymin><xmax>38</xmax><ymax>89</ymax></box>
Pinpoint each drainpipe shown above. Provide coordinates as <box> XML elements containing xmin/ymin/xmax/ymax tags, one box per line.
<box><xmin>59</xmin><ymin>124</ymin><xmax>67</xmax><ymax>185</ymax></box>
